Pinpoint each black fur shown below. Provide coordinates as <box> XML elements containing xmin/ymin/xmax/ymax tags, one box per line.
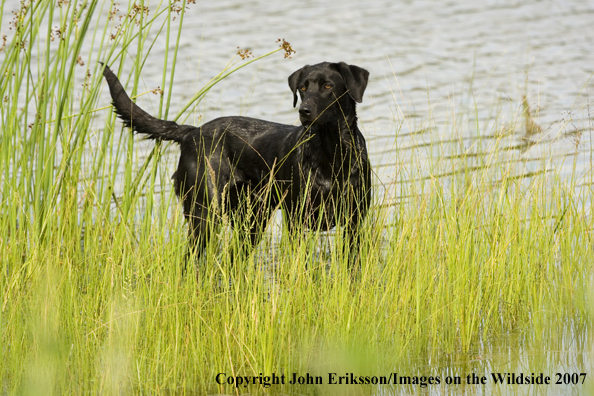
<box><xmin>102</xmin><ymin>61</ymin><xmax>372</xmax><ymax>263</ymax></box>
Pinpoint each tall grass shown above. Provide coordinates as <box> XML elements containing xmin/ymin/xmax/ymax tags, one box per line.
<box><xmin>1</xmin><ymin>0</ymin><xmax>593</xmax><ymax>395</ymax></box>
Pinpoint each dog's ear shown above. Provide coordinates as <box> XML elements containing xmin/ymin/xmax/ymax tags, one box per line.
<box><xmin>337</xmin><ymin>62</ymin><xmax>369</xmax><ymax>103</ymax></box>
<box><xmin>288</xmin><ymin>67</ymin><xmax>305</xmax><ymax>108</ymax></box>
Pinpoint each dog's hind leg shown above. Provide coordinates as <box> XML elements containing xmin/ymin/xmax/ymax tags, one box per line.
<box><xmin>183</xmin><ymin>205</ymin><xmax>213</xmax><ymax>276</ymax></box>
<box><xmin>228</xmin><ymin>188</ymin><xmax>273</xmax><ymax>264</ymax></box>
<box><xmin>236</xmin><ymin>217</ymin><xmax>271</xmax><ymax>264</ymax></box>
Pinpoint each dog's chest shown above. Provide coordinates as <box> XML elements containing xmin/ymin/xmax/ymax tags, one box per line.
<box><xmin>301</xmin><ymin>148</ymin><xmax>361</xmax><ymax>204</ymax></box>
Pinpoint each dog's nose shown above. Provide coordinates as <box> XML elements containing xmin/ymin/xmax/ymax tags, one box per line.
<box><xmin>299</xmin><ymin>106</ymin><xmax>311</xmax><ymax>116</ymax></box>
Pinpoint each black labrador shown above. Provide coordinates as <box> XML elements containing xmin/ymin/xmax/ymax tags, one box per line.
<box><xmin>102</xmin><ymin>61</ymin><xmax>371</xmax><ymax>263</ymax></box>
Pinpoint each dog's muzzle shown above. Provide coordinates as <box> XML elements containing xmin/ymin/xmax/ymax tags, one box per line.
<box><xmin>299</xmin><ymin>104</ymin><xmax>315</xmax><ymax>124</ymax></box>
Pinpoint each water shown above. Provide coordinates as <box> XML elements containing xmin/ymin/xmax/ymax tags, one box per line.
<box><xmin>144</xmin><ymin>0</ymin><xmax>594</xmax><ymax>190</ymax></box>
<box><xmin>142</xmin><ymin>0</ymin><xmax>592</xmax><ymax>199</ymax></box>
<box><xmin>2</xmin><ymin>0</ymin><xmax>593</xmax><ymax>189</ymax></box>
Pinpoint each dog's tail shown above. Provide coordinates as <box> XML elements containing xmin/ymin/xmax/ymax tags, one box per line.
<box><xmin>101</xmin><ymin>63</ymin><xmax>188</xmax><ymax>143</ymax></box>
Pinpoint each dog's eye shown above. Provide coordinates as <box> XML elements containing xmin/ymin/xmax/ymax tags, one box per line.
<box><xmin>324</xmin><ymin>84</ymin><xmax>332</xmax><ymax>89</ymax></box>
<box><xmin>300</xmin><ymin>86</ymin><xmax>306</xmax><ymax>91</ymax></box>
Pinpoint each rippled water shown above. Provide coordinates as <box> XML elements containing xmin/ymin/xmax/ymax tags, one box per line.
<box><xmin>150</xmin><ymin>0</ymin><xmax>592</xmax><ymax>198</ymax></box>
<box><xmin>140</xmin><ymin>0</ymin><xmax>594</xmax><ymax>192</ymax></box>
<box><xmin>3</xmin><ymin>0</ymin><xmax>593</xmax><ymax>192</ymax></box>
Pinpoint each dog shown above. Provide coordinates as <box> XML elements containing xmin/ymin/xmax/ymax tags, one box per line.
<box><xmin>102</xmin><ymin>61</ymin><xmax>371</xmax><ymax>264</ymax></box>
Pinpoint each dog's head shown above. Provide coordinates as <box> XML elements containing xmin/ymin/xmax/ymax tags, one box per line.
<box><xmin>288</xmin><ymin>62</ymin><xmax>369</xmax><ymax>126</ymax></box>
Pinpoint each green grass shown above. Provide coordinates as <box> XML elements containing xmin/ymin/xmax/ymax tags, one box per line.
<box><xmin>1</xmin><ymin>1</ymin><xmax>593</xmax><ymax>395</ymax></box>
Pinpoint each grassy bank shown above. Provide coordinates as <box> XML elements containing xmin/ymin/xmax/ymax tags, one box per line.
<box><xmin>1</xmin><ymin>0</ymin><xmax>592</xmax><ymax>395</ymax></box>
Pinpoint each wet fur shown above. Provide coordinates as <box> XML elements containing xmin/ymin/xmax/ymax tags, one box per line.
<box><xmin>102</xmin><ymin>61</ymin><xmax>371</xmax><ymax>263</ymax></box>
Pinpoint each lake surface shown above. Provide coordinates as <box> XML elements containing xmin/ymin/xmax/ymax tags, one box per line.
<box><xmin>137</xmin><ymin>0</ymin><xmax>594</xmax><ymax>195</ymax></box>
<box><xmin>2</xmin><ymin>0</ymin><xmax>593</xmax><ymax>195</ymax></box>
